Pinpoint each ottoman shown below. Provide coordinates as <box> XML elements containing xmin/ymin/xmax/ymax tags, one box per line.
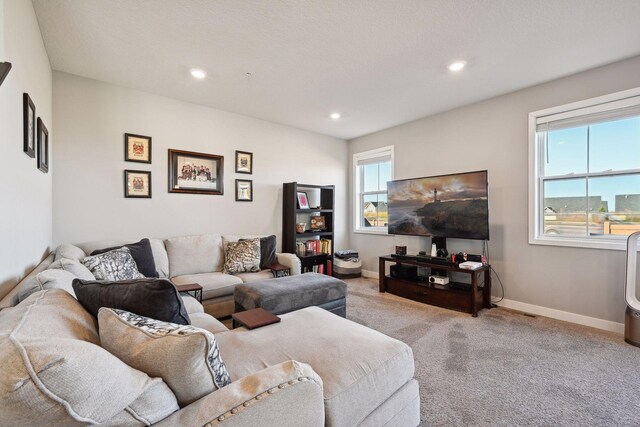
<box><xmin>234</xmin><ymin>272</ymin><xmax>347</xmax><ymax>317</ymax></box>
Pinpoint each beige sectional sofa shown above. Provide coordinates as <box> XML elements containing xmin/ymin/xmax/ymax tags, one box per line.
<box><xmin>0</xmin><ymin>234</ymin><xmax>301</xmax><ymax>318</ymax></box>
<box><xmin>0</xmin><ymin>232</ymin><xmax>421</xmax><ymax>426</ymax></box>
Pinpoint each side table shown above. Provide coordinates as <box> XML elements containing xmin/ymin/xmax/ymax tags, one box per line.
<box><xmin>232</xmin><ymin>308</ymin><xmax>281</xmax><ymax>330</ymax></box>
<box><xmin>266</xmin><ymin>263</ymin><xmax>291</xmax><ymax>278</ymax></box>
<box><xmin>175</xmin><ymin>283</ymin><xmax>203</xmax><ymax>303</ymax></box>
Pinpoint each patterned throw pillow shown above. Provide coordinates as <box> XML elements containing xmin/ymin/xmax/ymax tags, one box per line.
<box><xmin>98</xmin><ymin>308</ymin><xmax>231</xmax><ymax>407</ymax></box>
<box><xmin>223</xmin><ymin>238</ymin><xmax>261</xmax><ymax>274</ymax></box>
<box><xmin>82</xmin><ymin>247</ymin><xmax>145</xmax><ymax>281</ymax></box>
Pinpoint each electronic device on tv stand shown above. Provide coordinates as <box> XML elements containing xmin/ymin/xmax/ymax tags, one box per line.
<box><xmin>386</xmin><ymin>170</ymin><xmax>490</xmax><ymax>252</ymax></box>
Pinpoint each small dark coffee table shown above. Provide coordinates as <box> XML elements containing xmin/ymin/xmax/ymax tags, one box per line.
<box><xmin>232</xmin><ymin>308</ymin><xmax>281</xmax><ymax>330</ymax></box>
<box><xmin>175</xmin><ymin>283</ymin><xmax>203</xmax><ymax>303</ymax></box>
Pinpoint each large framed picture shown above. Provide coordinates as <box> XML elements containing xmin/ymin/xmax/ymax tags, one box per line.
<box><xmin>124</xmin><ymin>170</ymin><xmax>152</xmax><ymax>198</ymax></box>
<box><xmin>168</xmin><ymin>149</ymin><xmax>224</xmax><ymax>195</ymax></box>
<box><xmin>36</xmin><ymin>118</ymin><xmax>49</xmax><ymax>173</ymax></box>
<box><xmin>235</xmin><ymin>150</ymin><xmax>253</xmax><ymax>174</ymax></box>
<box><xmin>125</xmin><ymin>133</ymin><xmax>152</xmax><ymax>163</ymax></box>
<box><xmin>235</xmin><ymin>179</ymin><xmax>253</xmax><ymax>201</ymax></box>
<box><xmin>23</xmin><ymin>93</ymin><xmax>35</xmax><ymax>158</ymax></box>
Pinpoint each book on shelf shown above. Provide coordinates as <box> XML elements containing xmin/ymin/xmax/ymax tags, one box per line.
<box><xmin>296</xmin><ymin>238</ymin><xmax>332</xmax><ymax>257</ymax></box>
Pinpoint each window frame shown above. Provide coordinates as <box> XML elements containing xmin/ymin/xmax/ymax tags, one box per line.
<box><xmin>528</xmin><ymin>86</ymin><xmax>640</xmax><ymax>251</ymax></box>
<box><xmin>353</xmin><ymin>146</ymin><xmax>394</xmax><ymax>235</ymax></box>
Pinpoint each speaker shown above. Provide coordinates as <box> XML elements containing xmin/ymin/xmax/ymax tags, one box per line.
<box><xmin>390</xmin><ymin>264</ymin><xmax>418</xmax><ymax>281</ymax></box>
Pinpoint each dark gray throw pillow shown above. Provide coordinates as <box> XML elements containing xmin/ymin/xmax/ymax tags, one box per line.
<box><xmin>72</xmin><ymin>278</ymin><xmax>190</xmax><ymax>325</ymax></box>
<box><xmin>241</xmin><ymin>235</ymin><xmax>277</xmax><ymax>270</ymax></box>
<box><xmin>91</xmin><ymin>238</ymin><xmax>159</xmax><ymax>278</ymax></box>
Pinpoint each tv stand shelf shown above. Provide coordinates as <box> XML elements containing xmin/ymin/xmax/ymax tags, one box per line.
<box><xmin>379</xmin><ymin>255</ymin><xmax>492</xmax><ymax>317</ymax></box>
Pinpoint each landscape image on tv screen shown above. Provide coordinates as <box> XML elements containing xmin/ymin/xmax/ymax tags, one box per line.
<box><xmin>387</xmin><ymin>170</ymin><xmax>489</xmax><ymax>240</ymax></box>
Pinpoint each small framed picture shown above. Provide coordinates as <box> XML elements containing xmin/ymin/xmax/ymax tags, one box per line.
<box><xmin>23</xmin><ymin>93</ymin><xmax>35</xmax><ymax>158</ymax></box>
<box><xmin>297</xmin><ymin>191</ymin><xmax>310</xmax><ymax>209</ymax></box>
<box><xmin>235</xmin><ymin>150</ymin><xmax>253</xmax><ymax>174</ymax></box>
<box><xmin>124</xmin><ymin>170</ymin><xmax>152</xmax><ymax>198</ymax></box>
<box><xmin>168</xmin><ymin>149</ymin><xmax>224</xmax><ymax>195</ymax></box>
<box><xmin>236</xmin><ymin>179</ymin><xmax>253</xmax><ymax>201</ymax></box>
<box><xmin>125</xmin><ymin>133</ymin><xmax>152</xmax><ymax>163</ymax></box>
<box><xmin>36</xmin><ymin>118</ymin><xmax>49</xmax><ymax>173</ymax></box>
<box><xmin>311</xmin><ymin>216</ymin><xmax>326</xmax><ymax>230</ymax></box>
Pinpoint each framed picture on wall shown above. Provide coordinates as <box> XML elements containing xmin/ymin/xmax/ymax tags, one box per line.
<box><xmin>125</xmin><ymin>133</ymin><xmax>152</xmax><ymax>163</ymax></box>
<box><xmin>168</xmin><ymin>149</ymin><xmax>224</xmax><ymax>195</ymax></box>
<box><xmin>36</xmin><ymin>118</ymin><xmax>49</xmax><ymax>173</ymax></box>
<box><xmin>235</xmin><ymin>150</ymin><xmax>253</xmax><ymax>174</ymax></box>
<box><xmin>23</xmin><ymin>93</ymin><xmax>35</xmax><ymax>158</ymax></box>
<box><xmin>124</xmin><ymin>170</ymin><xmax>152</xmax><ymax>198</ymax></box>
<box><xmin>235</xmin><ymin>179</ymin><xmax>253</xmax><ymax>201</ymax></box>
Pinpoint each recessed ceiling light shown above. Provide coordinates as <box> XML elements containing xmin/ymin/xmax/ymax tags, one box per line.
<box><xmin>448</xmin><ymin>61</ymin><xmax>466</xmax><ymax>72</ymax></box>
<box><xmin>190</xmin><ymin>68</ymin><xmax>206</xmax><ymax>79</ymax></box>
<box><xmin>330</xmin><ymin>113</ymin><xmax>341</xmax><ymax>120</ymax></box>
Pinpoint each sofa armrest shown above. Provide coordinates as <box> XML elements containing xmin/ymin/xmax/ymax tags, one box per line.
<box><xmin>276</xmin><ymin>253</ymin><xmax>302</xmax><ymax>276</ymax></box>
<box><xmin>155</xmin><ymin>360</ymin><xmax>324</xmax><ymax>427</ymax></box>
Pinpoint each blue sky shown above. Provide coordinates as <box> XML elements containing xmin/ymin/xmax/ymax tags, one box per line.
<box><xmin>544</xmin><ymin>116</ymin><xmax>640</xmax><ymax>211</ymax></box>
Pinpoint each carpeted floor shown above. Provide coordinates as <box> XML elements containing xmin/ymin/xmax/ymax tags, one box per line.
<box><xmin>345</xmin><ymin>278</ymin><xmax>640</xmax><ymax>427</ymax></box>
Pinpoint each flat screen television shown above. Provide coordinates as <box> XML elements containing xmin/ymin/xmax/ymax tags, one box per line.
<box><xmin>387</xmin><ymin>170</ymin><xmax>489</xmax><ymax>240</ymax></box>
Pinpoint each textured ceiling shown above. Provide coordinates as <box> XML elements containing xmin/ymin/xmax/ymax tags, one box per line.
<box><xmin>33</xmin><ymin>0</ymin><xmax>640</xmax><ymax>139</ymax></box>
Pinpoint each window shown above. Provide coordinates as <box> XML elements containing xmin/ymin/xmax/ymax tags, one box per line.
<box><xmin>353</xmin><ymin>146</ymin><xmax>394</xmax><ymax>234</ymax></box>
<box><xmin>529</xmin><ymin>88</ymin><xmax>640</xmax><ymax>250</ymax></box>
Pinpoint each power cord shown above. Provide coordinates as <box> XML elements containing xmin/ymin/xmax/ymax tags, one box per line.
<box><xmin>483</xmin><ymin>240</ymin><xmax>504</xmax><ymax>304</ymax></box>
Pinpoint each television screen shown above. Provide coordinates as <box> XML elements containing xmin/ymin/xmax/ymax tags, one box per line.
<box><xmin>387</xmin><ymin>170</ymin><xmax>489</xmax><ymax>240</ymax></box>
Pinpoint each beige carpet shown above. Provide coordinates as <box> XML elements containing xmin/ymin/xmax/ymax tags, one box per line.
<box><xmin>345</xmin><ymin>278</ymin><xmax>640</xmax><ymax>427</ymax></box>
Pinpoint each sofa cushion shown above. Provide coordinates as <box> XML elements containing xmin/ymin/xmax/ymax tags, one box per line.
<box><xmin>81</xmin><ymin>247</ymin><xmax>144</xmax><ymax>281</ymax></box>
<box><xmin>181</xmin><ymin>294</ymin><xmax>204</xmax><ymax>314</ymax></box>
<box><xmin>223</xmin><ymin>238</ymin><xmax>261</xmax><ymax>274</ymax></box>
<box><xmin>234</xmin><ymin>270</ymin><xmax>275</xmax><ymax>283</ymax></box>
<box><xmin>216</xmin><ymin>306</ymin><xmax>415</xmax><ymax>426</ymax></box>
<box><xmin>72</xmin><ymin>278</ymin><xmax>191</xmax><ymax>325</ymax></box>
<box><xmin>99</xmin><ymin>308</ymin><xmax>231</xmax><ymax>408</ymax></box>
<box><xmin>91</xmin><ymin>238</ymin><xmax>159</xmax><ymax>278</ymax></box>
<box><xmin>165</xmin><ymin>234</ymin><xmax>223</xmax><ymax>277</ymax></box>
<box><xmin>189</xmin><ymin>312</ymin><xmax>229</xmax><ymax>334</ymax></box>
<box><xmin>48</xmin><ymin>258</ymin><xmax>95</xmax><ymax>281</ymax></box>
<box><xmin>172</xmin><ymin>272</ymin><xmax>243</xmax><ymax>300</ymax></box>
<box><xmin>240</xmin><ymin>235</ymin><xmax>277</xmax><ymax>269</ymax></box>
<box><xmin>77</xmin><ymin>238</ymin><xmax>170</xmax><ymax>278</ymax></box>
<box><xmin>17</xmin><ymin>269</ymin><xmax>78</xmax><ymax>303</ymax></box>
<box><xmin>0</xmin><ymin>289</ymin><xmax>179</xmax><ymax>425</ymax></box>
<box><xmin>54</xmin><ymin>243</ymin><xmax>87</xmax><ymax>262</ymax></box>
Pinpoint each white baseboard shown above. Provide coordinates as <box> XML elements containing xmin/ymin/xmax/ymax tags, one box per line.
<box><xmin>361</xmin><ymin>269</ymin><xmax>379</xmax><ymax>279</ymax></box>
<box><xmin>497</xmin><ymin>298</ymin><xmax>624</xmax><ymax>334</ymax></box>
<box><xmin>358</xmin><ymin>270</ymin><xmax>623</xmax><ymax>334</ymax></box>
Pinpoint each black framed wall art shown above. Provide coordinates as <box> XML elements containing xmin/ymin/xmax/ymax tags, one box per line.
<box><xmin>36</xmin><ymin>118</ymin><xmax>49</xmax><ymax>173</ymax></box>
<box><xmin>168</xmin><ymin>149</ymin><xmax>224</xmax><ymax>195</ymax></box>
<box><xmin>125</xmin><ymin>133</ymin><xmax>152</xmax><ymax>163</ymax></box>
<box><xmin>23</xmin><ymin>93</ymin><xmax>35</xmax><ymax>158</ymax></box>
<box><xmin>235</xmin><ymin>179</ymin><xmax>253</xmax><ymax>201</ymax></box>
<box><xmin>124</xmin><ymin>170</ymin><xmax>152</xmax><ymax>198</ymax></box>
<box><xmin>235</xmin><ymin>150</ymin><xmax>253</xmax><ymax>174</ymax></box>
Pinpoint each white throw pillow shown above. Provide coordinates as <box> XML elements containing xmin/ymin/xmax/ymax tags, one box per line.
<box><xmin>82</xmin><ymin>247</ymin><xmax>144</xmax><ymax>281</ymax></box>
<box><xmin>98</xmin><ymin>308</ymin><xmax>231</xmax><ymax>407</ymax></box>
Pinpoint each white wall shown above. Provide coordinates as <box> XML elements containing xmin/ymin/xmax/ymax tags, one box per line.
<box><xmin>349</xmin><ymin>56</ymin><xmax>640</xmax><ymax>326</ymax></box>
<box><xmin>52</xmin><ymin>72</ymin><xmax>347</xmax><ymax>250</ymax></box>
<box><xmin>0</xmin><ymin>0</ymin><xmax>53</xmax><ymax>300</ymax></box>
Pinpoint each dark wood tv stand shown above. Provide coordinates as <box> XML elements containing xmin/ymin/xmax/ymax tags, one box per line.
<box><xmin>379</xmin><ymin>255</ymin><xmax>492</xmax><ymax>317</ymax></box>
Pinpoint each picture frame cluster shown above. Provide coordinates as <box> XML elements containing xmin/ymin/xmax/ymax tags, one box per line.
<box><xmin>122</xmin><ymin>133</ymin><xmax>255</xmax><ymax>202</ymax></box>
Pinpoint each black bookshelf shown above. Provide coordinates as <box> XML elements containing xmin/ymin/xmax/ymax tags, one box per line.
<box><xmin>283</xmin><ymin>182</ymin><xmax>335</xmax><ymax>274</ymax></box>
